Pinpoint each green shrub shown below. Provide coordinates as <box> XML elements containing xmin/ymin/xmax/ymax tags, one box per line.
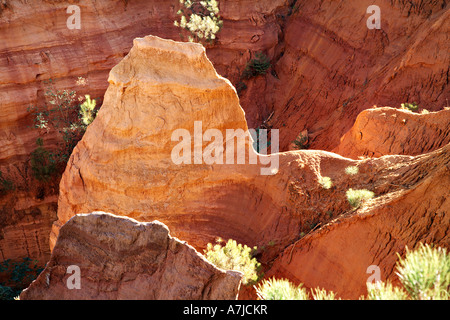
<box><xmin>396</xmin><ymin>243</ymin><xmax>450</xmax><ymax>300</ymax></box>
<box><xmin>346</xmin><ymin>188</ymin><xmax>374</xmax><ymax>208</ymax></box>
<box><xmin>292</xmin><ymin>132</ymin><xmax>309</xmax><ymax>150</ymax></box>
<box><xmin>0</xmin><ymin>285</ymin><xmax>15</xmax><ymax>301</ymax></box>
<box><xmin>400</xmin><ymin>102</ymin><xmax>419</xmax><ymax>112</ymax></box>
<box><xmin>204</xmin><ymin>239</ymin><xmax>262</xmax><ymax>285</ymax></box>
<box><xmin>79</xmin><ymin>95</ymin><xmax>97</xmax><ymax>126</ymax></box>
<box><xmin>0</xmin><ymin>257</ymin><xmax>43</xmax><ymax>300</ymax></box>
<box><xmin>30</xmin><ymin>138</ymin><xmax>56</xmax><ymax>182</ymax></box>
<box><xmin>366</xmin><ymin>281</ymin><xmax>409</xmax><ymax>300</ymax></box>
<box><xmin>256</xmin><ymin>278</ymin><xmax>338</xmax><ymax>300</ymax></box>
<box><xmin>242</xmin><ymin>52</ymin><xmax>271</xmax><ymax>79</ymax></box>
<box><xmin>364</xmin><ymin>243</ymin><xmax>450</xmax><ymax>300</ymax></box>
<box><xmin>257</xmin><ymin>244</ymin><xmax>450</xmax><ymax>301</ymax></box>
<box><xmin>28</xmin><ymin>78</ymin><xmax>97</xmax><ymax>165</ymax></box>
<box><xmin>0</xmin><ymin>170</ymin><xmax>14</xmax><ymax>194</ymax></box>
<box><xmin>174</xmin><ymin>0</ymin><xmax>223</xmax><ymax>43</ymax></box>
<box><xmin>318</xmin><ymin>176</ymin><xmax>332</xmax><ymax>189</ymax></box>
<box><xmin>345</xmin><ymin>166</ymin><xmax>359</xmax><ymax>175</ymax></box>
<box><xmin>256</xmin><ymin>278</ymin><xmax>309</xmax><ymax>300</ymax></box>
<box><xmin>311</xmin><ymin>287</ymin><xmax>340</xmax><ymax>300</ymax></box>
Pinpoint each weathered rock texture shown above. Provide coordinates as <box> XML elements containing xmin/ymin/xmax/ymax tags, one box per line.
<box><xmin>1</xmin><ymin>0</ymin><xmax>449</xmax><ymax>299</ymax></box>
<box><xmin>0</xmin><ymin>0</ymin><xmax>288</xmax><ymax>264</ymax></box>
<box><xmin>20</xmin><ymin>212</ymin><xmax>242</xmax><ymax>300</ymax></box>
<box><xmin>0</xmin><ymin>194</ymin><xmax>57</xmax><ymax>265</ymax></box>
<box><xmin>51</xmin><ymin>35</ymin><xmax>291</xmax><ymax>255</ymax></box>
<box><xmin>51</xmin><ymin>35</ymin><xmax>449</xmax><ymax>299</ymax></box>
<box><xmin>268</xmin><ymin>144</ymin><xmax>450</xmax><ymax>299</ymax></box>
<box><xmin>333</xmin><ymin>107</ymin><xmax>450</xmax><ymax>159</ymax></box>
<box><xmin>240</xmin><ymin>0</ymin><xmax>450</xmax><ymax>151</ymax></box>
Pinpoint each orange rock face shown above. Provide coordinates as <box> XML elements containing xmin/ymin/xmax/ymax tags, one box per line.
<box><xmin>0</xmin><ymin>194</ymin><xmax>57</xmax><ymax>265</ymax></box>
<box><xmin>1</xmin><ymin>0</ymin><xmax>449</xmax><ymax>300</ymax></box>
<box><xmin>268</xmin><ymin>144</ymin><xmax>450</xmax><ymax>299</ymax></box>
<box><xmin>333</xmin><ymin>107</ymin><xmax>450</xmax><ymax>159</ymax></box>
<box><xmin>21</xmin><ymin>212</ymin><xmax>242</xmax><ymax>300</ymax></box>
<box><xmin>0</xmin><ymin>0</ymin><xmax>288</xmax><ymax>264</ymax></box>
<box><xmin>51</xmin><ymin>35</ymin><xmax>293</xmax><ymax>255</ymax></box>
<box><xmin>239</xmin><ymin>0</ymin><xmax>450</xmax><ymax>151</ymax></box>
<box><xmin>50</xmin><ymin>35</ymin><xmax>449</xmax><ymax>299</ymax></box>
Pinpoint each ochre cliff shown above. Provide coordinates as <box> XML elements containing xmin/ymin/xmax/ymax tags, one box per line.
<box><xmin>267</xmin><ymin>144</ymin><xmax>450</xmax><ymax>299</ymax></box>
<box><xmin>239</xmin><ymin>0</ymin><xmax>449</xmax><ymax>151</ymax></box>
<box><xmin>0</xmin><ymin>0</ymin><xmax>288</xmax><ymax>264</ymax></box>
<box><xmin>0</xmin><ymin>0</ymin><xmax>448</xmax><ymax>299</ymax></box>
<box><xmin>50</xmin><ymin>35</ymin><xmax>449</xmax><ymax>299</ymax></box>
<box><xmin>333</xmin><ymin>107</ymin><xmax>450</xmax><ymax>159</ymax></box>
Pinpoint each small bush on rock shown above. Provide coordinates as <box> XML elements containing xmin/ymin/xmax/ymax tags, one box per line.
<box><xmin>242</xmin><ymin>52</ymin><xmax>271</xmax><ymax>79</ymax></box>
<box><xmin>364</xmin><ymin>243</ymin><xmax>450</xmax><ymax>300</ymax></box>
<box><xmin>204</xmin><ymin>239</ymin><xmax>262</xmax><ymax>285</ymax></box>
<box><xmin>174</xmin><ymin>0</ymin><xmax>223</xmax><ymax>43</ymax></box>
<box><xmin>346</xmin><ymin>188</ymin><xmax>374</xmax><ymax>208</ymax></box>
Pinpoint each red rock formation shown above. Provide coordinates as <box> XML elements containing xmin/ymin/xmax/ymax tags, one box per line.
<box><xmin>50</xmin><ymin>35</ymin><xmax>449</xmax><ymax>299</ymax></box>
<box><xmin>20</xmin><ymin>212</ymin><xmax>242</xmax><ymax>300</ymax></box>
<box><xmin>267</xmin><ymin>143</ymin><xmax>450</xmax><ymax>299</ymax></box>
<box><xmin>0</xmin><ymin>194</ymin><xmax>57</xmax><ymax>265</ymax></box>
<box><xmin>239</xmin><ymin>0</ymin><xmax>450</xmax><ymax>151</ymax></box>
<box><xmin>0</xmin><ymin>0</ymin><xmax>448</xmax><ymax>299</ymax></box>
<box><xmin>0</xmin><ymin>0</ymin><xmax>288</xmax><ymax>264</ymax></box>
<box><xmin>333</xmin><ymin>107</ymin><xmax>450</xmax><ymax>159</ymax></box>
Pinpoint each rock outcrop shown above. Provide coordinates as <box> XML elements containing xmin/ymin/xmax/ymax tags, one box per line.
<box><xmin>50</xmin><ymin>35</ymin><xmax>449</xmax><ymax>299</ymax></box>
<box><xmin>239</xmin><ymin>0</ymin><xmax>450</xmax><ymax>150</ymax></box>
<box><xmin>0</xmin><ymin>0</ymin><xmax>448</xmax><ymax>299</ymax></box>
<box><xmin>0</xmin><ymin>0</ymin><xmax>288</xmax><ymax>264</ymax></box>
<box><xmin>267</xmin><ymin>144</ymin><xmax>450</xmax><ymax>299</ymax></box>
<box><xmin>20</xmin><ymin>212</ymin><xmax>242</xmax><ymax>300</ymax></box>
<box><xmin>51</xmin><ymin>35</ymin><xmax>308</xmax><ymax>262</ymax></box>
<box><xmin>333</xmin><ymin>107</ymin><xmax>450</xmax><ymax>159</ymax></box>
<box><xmin>0</xmin><ymin>194</ymin><xmax>57</xmax><ymax>265</ymax></box>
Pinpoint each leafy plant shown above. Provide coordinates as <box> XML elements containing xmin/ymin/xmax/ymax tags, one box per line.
<box><xmin>242</xmin><ymin>52</ymin><xmax>271</xmax><ymax>79</ymax></box>
<box><xmin>292</xmin><ymin>132</ymin><xmax>309</xmax><ymax>150</ymax></box>
<box><xmin>345</xmin><ymin>166</ymin><xmax>359</xmax><ymax>175</ymax></box>
<box><xmin>30</xmin><ymin>138</ymin><xmax>56</xmax><ymax>182</ymax></box>
<box><xmin>28</xmin><ymin>78</ymin><xmax>97</xmax><ymax>166</ymax></box>
<box><xmin>366</xmin><ymin>281</ymin><xmax>409</xmax><ymax>300</ymax></box>
<box><xmin>346</xmin><ymin>188</ymin><xmax>374</xmax><ymax>208</ymax></box>
<box><xmin>256</xmin><ymin>244</ymin><xmax>450</xmax><ymax>301</ymax></box>
<box><xmin>364</xmin><ymin>243</ymin><xmax>450</xmax><ymax>300</ymax></box>
<box><xmin>0</xmin><ymin>170</ymin><xmax>14</xmax><ymax>194</ymax></box>
<box><xmin>396</xmin><ymin>243</ymin><xmax>450</xmax><ymax>300</ymax></box>
<box><xmin>174</xmin><ymin>0</ymin><xmax>223</xmax><ymax>43</ymax></box>
<box><xmin>79</xmin><ymin>95</ymin><xmax>97</xmax><ymax>126</ymax></box>
<box><xmin>204</xmin><ymin>238</ymin><xmax>262</xmax><ymax>285</ymax></box>
<box><xmin>400</xmin><ymin>102</ymin><xmax>419</xmax><ymax>112</ymax></box>
<box><xmin>256</xmin><ymin>278</ymin><xmax>338</xmax><ymax>300</ymax></box>
<box><xmin>0</xmin><ymin>257</ymin><xmax>43</xmax><ymax>300</ymax></box>
<box><xmin>0</xmin><ymin>285</ymin><xmax>15</xmax><ymax>301</ymax></box>
<box><xmin>311</xmin><ymin>287</ymin><xmax>340</xmax><ymax>300</ymax></box>
<box><xmin>256</xmin><ymin>278</ymin><xmax>309</xmax><ymax>300</ymax></box>
<box><xmin>318</xmin><ymin>176</ymin><xmax>332</xmax><ymax>189</ymax></box>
